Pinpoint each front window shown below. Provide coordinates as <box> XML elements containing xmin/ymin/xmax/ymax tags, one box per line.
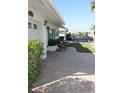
<box><xmin>28</xmin><ymin>22</ymin><xmax>32</xmax><ymax>29</ymax></box>
<box><xmin>28</xmin><ymin>10</ymin><xmax>34</xmax><ymax>17</ymax></box>
<box><xmin>33</xmin><ymin>24</ymin><xmax>37</xmax><ymax>30</ymax></box>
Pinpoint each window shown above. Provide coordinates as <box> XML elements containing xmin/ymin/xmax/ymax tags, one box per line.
<box><xmin>28</xmin><ymin>10</ymin><xmax>34</xmax><ymax>17</ymax></box>
<box><xmin>28</xmin><ymin>22</ymin><xmax>32</xmax><ymax>29</ymax></box>
<box><xmin>33</xmin><ymin>24</ymin><xmax>37</xmax><ymax>30</ymax></box>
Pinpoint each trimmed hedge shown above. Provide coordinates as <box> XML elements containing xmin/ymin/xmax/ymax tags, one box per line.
<box><xmin>48</xmin><ymin>39</ymin><xmax>58</xmax><ymax>46</ymax></box>
<box><xmin>28</xmin><ymin>40</ymin><xmax>44</xmax><ymax>88</ymax></box>
<box><xmin>66</xmin><ymin>33</ymin><xmax>72</xmax><ymax>40</ymax></box>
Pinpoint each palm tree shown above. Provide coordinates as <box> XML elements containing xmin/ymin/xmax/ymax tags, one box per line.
<box><xmin>90</xmin><ymin>24</ymin><xmax>95</xmax><ymax>35</ymax></box>
<box><xmin>91</xmin><ymin>0</ymin><xmax>95</xmax><ymax>12</ymax></box>
<box><xmin>90</xmin><ymin>0</ymin><xmax>95</xmax><ymax>35</ymax></box>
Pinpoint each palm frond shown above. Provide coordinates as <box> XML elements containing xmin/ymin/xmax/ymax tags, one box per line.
<box><xmin>91</xmin><ymin>0</ymin><xmax>95</xmax><ymax>12</ymax></box>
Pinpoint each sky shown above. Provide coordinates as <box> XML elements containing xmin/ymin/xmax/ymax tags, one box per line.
<box><xmin>54</xmin><ymin>0</ymin><xmax>95</xmax><ymax>32</ymax></box>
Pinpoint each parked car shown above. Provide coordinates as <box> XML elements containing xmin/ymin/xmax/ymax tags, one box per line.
<box><xmin>78</xmin><ymin>36</ymin><xmax>93</xmax><ymax>42</ymax></box>
<box><xmin>86</xmin><ymin>36</ymin><xmax>93</xmax><ymax>41</ymax></box>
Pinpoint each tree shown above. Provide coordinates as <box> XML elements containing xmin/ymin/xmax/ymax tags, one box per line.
<box><xmin>90</xmin><ymin>24</ymin><xmax>95</xmax><ymax>35</ymax></box>
<box><xmin>85</xmin><ymin>32</ymin><xmax>89</xmax><ymax>36</ymax></box>
<box><xmin>79</xmin><ymin>32</ymin><xmax>86</xmax><ymax>36</ymax></box>
<box><xmin>91</xmin><ymin>0</ymin><xmax>95</xmax><ymax>12</ymax></box>
<box><xmin>90</xmin><ymin>0</ymin><xmax>95</xmax><ymax>36</ymax></box>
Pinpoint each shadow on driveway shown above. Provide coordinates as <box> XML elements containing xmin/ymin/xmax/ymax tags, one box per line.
<box><xmin>31</xmin><ymin>47</ymin><xmax>95</xmax><ymax>93</ymax></box>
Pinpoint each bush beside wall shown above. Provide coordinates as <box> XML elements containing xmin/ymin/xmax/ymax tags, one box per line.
<box><xmin>66</xmin><ymin>33</ymin><xmax>72</xmax><ymax>40</ymax></box>
<box><xmin>28</xmin><ymin>40</ymin><xmax>44</xmax><ymax>88</ymax></box>
<box><xmin>48</xmin><ymin>39</ymin><xmax>58</xmax><ymax>46</ymax></box>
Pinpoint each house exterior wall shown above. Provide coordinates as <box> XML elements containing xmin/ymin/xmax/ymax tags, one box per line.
<box><xmin>28</xmin><ymin>6</ymin><xmax>48</xmax><ymax>59</ymax></box>
<box><xmin>28</xmin><ymin>6</ymin><xmax>61</xmax><ymax>59</ymax></box>
<box><xmin>28</xmin><ymin>0</ymin><xmax>65</xmax><ymax>59</ymax></box>
<box><xmin>28</xmin><ymin>6</ymin><xmax>43</xmax><ymax>41</ymax></box>
<box><xmin>28</xmin><ymin>17</ymin><xmax>43</xmax><ymax>40</ymax></box>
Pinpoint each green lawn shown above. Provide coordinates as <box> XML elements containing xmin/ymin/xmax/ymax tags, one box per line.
<box><xmin>68</xmin><ymin>42</ymin><xmax>95</xmax><ymax>53</ymax></box>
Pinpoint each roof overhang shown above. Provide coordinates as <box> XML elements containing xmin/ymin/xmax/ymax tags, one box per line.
<box><xmin>29</xmin><ymin>0</ymin><xmax>65</xmax><ymax>28</ymax></box>
<box><xmin>42</xmin><ymin>0</ymin><xmax>65</xmax><ymax>24</ymax></box>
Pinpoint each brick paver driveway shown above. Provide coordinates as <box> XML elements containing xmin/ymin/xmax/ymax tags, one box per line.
<box><xmin>31</xmin><ymin>47</ymin><xmax>95</xmax><ymax>93</ymax></box>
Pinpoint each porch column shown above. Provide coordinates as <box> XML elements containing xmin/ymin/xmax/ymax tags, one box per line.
<box><xmin>42</xmin><ymin>24</ymin><xmax>48</xmax><ymax>59</ymax></box>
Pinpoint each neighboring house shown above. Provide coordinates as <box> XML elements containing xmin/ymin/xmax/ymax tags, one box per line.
<box><xmin>28</xmin><ymin>0</ymin><xmax>65</xmax><ymax>59</ymax></box>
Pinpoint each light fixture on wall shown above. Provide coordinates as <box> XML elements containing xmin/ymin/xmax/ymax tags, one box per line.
<box><xmin>44</xmin><ymin>20</ymin><xmax>48</xmax><ymax>26</ymax></box>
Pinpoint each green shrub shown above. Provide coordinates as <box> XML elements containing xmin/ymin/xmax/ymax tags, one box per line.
<box><xmin>48</xmin><ymin>39</ymin><xmax>58</xmax><ymax>46</ymax></box>
<box><xmin>28</xmin><ymin>40</ymin><xmax>44</xmax><ymax>88</ymax></box>
<box><xmin>66</xmin><ymin>33</ymin><xmax>72</xmax><ymax>40</ymax></box>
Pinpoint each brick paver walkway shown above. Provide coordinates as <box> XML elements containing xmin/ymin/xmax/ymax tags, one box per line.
<box><xmin>30</xmin><ymin>47</ymin><xmax>95</xmax><ymax>93</ymax></box>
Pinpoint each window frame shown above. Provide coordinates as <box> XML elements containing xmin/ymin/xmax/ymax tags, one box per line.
<box><xmin>28</xmin><ymin>10</ymin><xmax>34</xmax><ymax>17</ymax></box>
<box><xmin>33</xmin><ymin>24</ymin><xmax>37</xmax><ymax>30</ymax></box>
<box><xmin>28</xmin><ymin>22</ymin><xmax>32</xmax><ymax>29</ymax></box>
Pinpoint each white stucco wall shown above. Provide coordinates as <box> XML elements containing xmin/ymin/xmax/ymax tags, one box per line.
<box><xmin>47</xmin><ymin>22</ymin><xmax>59</xmax><ymax>30</ymax></box>
<box><xmin>28</xmin><ymin>6</ymin><xmax>44</xmax><ymax>40</ymax></box>
<box><xmin>28</xmin><ymin>6</ymin><xmax>59</xmax><ymax>59</ymax></box>
<box><xmin>28</xmin><ymin>1</ymin><xmax>64</xmax><ymax>59</ymax></box>
<box><xmin>28</xmin><ymin>17</ymin><xmax>43</xmax><ymax>40</ymax></box>
<box><xmin>28</xmin><ymin>6</ymin><xmax>48</xmax><ymax>59</ymax></box>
